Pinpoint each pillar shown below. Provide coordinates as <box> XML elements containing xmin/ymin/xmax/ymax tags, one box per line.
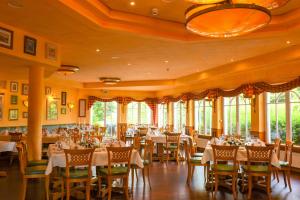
<box><xmin>117</xmin><ymin>103</ymin><xmax>127</xmax><ymax>141</ymax></box>
<box><xmin>27</xmin><ymin>66</ymin><xmax>44</xmax><ymax>160</ymax></box>
<box><xmin>212</xmin><ymin>98</ymin><xmax>223</xmax><ymax>137</ymax></box>
<box><xmin>186</xmin><ymin>100</ymin><xmax>194</xmax><ymax>135</ymax></box>
<box><xmin>251</xmin><ymin>94</ymin><xmax>266</xmax><ymax>141</ymax></box>
<box><xmin>167</xmin><ymin>102</ymin><xmax>174</xmax><ymax>131</ymax></box>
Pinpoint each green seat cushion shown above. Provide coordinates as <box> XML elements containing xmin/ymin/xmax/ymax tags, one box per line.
<box><xmin>279</xmin><ymin>161</ymin><xmax>289</xmax><ymax>167</ymax></box>
<box><xmin>98</xmin><ymin>166</ymin><xmax>128</xmax><ymax>176</ymax></box>
<box><xmin>163</xmin><ymin>145</ymin><xmax>178</xmax><ymax>150</ymax></box>
<box><xmin>192</xmin><ymin>152</ymin><xmax>203</xmax><ymax>157</ymax></box>
<box><xmin>190</xmin><ymin>157</ymin><xmax>202</xmax><ymax>164</ymax></box>
<box><xmin>27</xmin><ymin>159</ymin><xmax>48</xmax><ymax>167</ymax></box>
<box><xmin>61</xmin><ymin>168</ymin><xmax>89</xmax><ymax>179</ymax></box>
<box><xmin>212</xmin><ymin>164</ymin><xmax>235</xmax><ymax>172</ymax></box>
<box><xmin>242</xmin><ymin>165</ymin><xmax>269</xmax><ymax>173</ymax></box>
<box><xmin>25</xmin><ymin>165</ymin><xmax>47</xmax><ymax>175</ymax></box>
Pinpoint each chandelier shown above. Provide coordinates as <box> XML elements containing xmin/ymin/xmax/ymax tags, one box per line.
<box><xmin>99</xmin><ymin>77</ymin><xmax>121</xmax><ymax>85</ymax></box>
<box><xmin>185</xmin><ymin>0</ymin><xmax>289</xmax><ymax>38</ymax></box>
<box><xmin>57</xmin><ymin>65</ymin><xmax>80</xmax><ymax>76</ymax></box>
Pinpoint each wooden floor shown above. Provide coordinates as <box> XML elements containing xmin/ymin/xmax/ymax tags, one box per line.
<box><xmin>0</xmin><ymin>160</ymin><xmax>300</xmax><ymax>200</ymax></box>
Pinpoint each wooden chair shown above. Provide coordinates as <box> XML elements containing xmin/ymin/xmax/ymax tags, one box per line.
<box><xmin>16</xmin><ymin>144</ymin><xmax>49</xmax><ymax>200</ymax></box>
<box><xmin>211</xmin><ymin>145</ymin><xmax>239</xmax><ymax>199</ymax></box>
<box><xmin>98</xmin><ymin>147</ymin><xmax>133</xmax><ymax>200</ymax></box>
<box><xmin>188</xmin><ymin>137</ymin><xmax>203</xmax><ymax>158</ymax></box>
<box><xmin>62</xmin><ymin>148</ymin><xmax>95</xmax><ymax>200</ymax></box>
<box><xmin>242</xmin><ymin>146</ymin><xmax>274</xmax><ymax>200</ymax></box>
<box><xmin>271</xmin><ymin>138</ymin><xmax>281</xmax><ymax>182</ymax></box>
<box><xmin>184</xmin><ymin>140</ymin><xmax>208</xmax><ymax>186</ymax></box>
<box><xmin>278</xmin><ymin>140</ymin><xmax>293</xmax><ymax>191</ymax></box>
<box><xmin>163</xmin><ymin>132</ymin><xmax>181</xmax><ymax>164</ymax></box>
<box><xmin>137</xmin><ymin>127</ymin><xmax>148</xmax><ymax>137</ymax></box>
<box><xmin>9</xmin><ymin>132</ymin><xmax>23</xmax><ymax>165</ymax></box>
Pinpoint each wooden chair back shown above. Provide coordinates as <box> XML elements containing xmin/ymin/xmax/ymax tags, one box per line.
<box><xmin>143</xmin><ymin>140</ymin><xmax>154</xmax><ymax>164</ymax></box>
<box><xmin>211</xmin><ymin>145</ymin><xmax>239</xmax><ymax>167</ymax></box>
<box><xmin>284</xmin><ymin>141</ymin><xmax>293</xmax><ymax>166</ymax></box>
<box><xmin>274</xmin><ymin>138</ymin><xmax>281</xmax><ymax>160</ymax></box>
<box><xmin>70</xmin><ymin>130</ymin><xmax>81</xmax><ymax>144</ymax></box>
<box><xmin>184</xmin><ymin>140</ymin><xmax>192</xmax><ymax>162</ymax></box>
<box><xmin>16</xmin><ymin>143</ymin><xmax>27</xmax><ymax>175</ymax></box>
<box><xmin>99</xmin><ymin>127</ymin><xmax>107</xmax><ymax>135</ymax></box>
<box><xmin>106</xmin><ymin>147</ymin><xmax>133</xmax><ymax>175</ymax></box>
<box><xmin>64</xmin><ymin>148</ymin><xmax>95</xmax><ymax>178</ymax></box>
<box><xmin>165</xmin><ymin>132</ymin><xmax>180</xmax><ymax>149</ymax></box>
<box><xmin>138</xmin><ymin>127</ymin><xmax>148</xmax><ymax>137</ymax></box>
<box><xmin>9</xmin><ymin>132</ymin><xmax>22</xmax><ymax>142</ymax></box>
<box><xmin>245</xmin><ymin>146</ymin><xmax>274</xmax><ymax>172</ymax></box>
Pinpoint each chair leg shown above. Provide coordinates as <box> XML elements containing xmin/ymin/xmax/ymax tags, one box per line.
<box><xmin>204</xmin><ymin>166</ymin><xmax>207</xmax><ymax>184</ymax></box>
<box><xmin>131</xmin><ymin>168</ymin><xmax>134</xmax><ymax>192</ymax></box>
<box><xmin>232</xmin><ymin>175</ymin><xmax>237</xmax><ymax>200</ymax></box>
<box><xmin>213</xmin><ymin>174</ymin><xmax>219</xmax><ymax>199</ymax></box>
<box><xmin>248</xmin><ymin>176</ymin><xmax>252</xmax><ymax>200</ymax></box>
<box><xmin>61</xmin><ymin>179</ymin><xmax>64</xmax><ymax>200</ymax></box>
<box><xmin>135</xmin><ymin>168</ymin><xmax>138</xmax><ymax>182</ymax></box>
<box><xmin>107</xmin><ymin>177</ymin><xmax>112</xmax><ymax>200</ymax></box>
<box><xmin>275</xmin><ymin>169</ymin><xmax>279</xmax><ymax>183</ymax></box>
<box><xmin>191</xmin><ymin>166</ymin><xmax>195</xmax><ymax>179</ymax></box>
<box><xmin>45</xmin><ymin>175</ymin><xmax>50</xmax><ymax>200</ymax></box>
<box><xmin>186</xmin><ymin>164</ymin><xmax>191</xmax><ymax>185</ymax></box>
<box><xmin>86</xmin><ymin>181</ymin><xmax>91</xmax><ymax>200</ymax></box>
<box><xmin>147</xmin><ymin>166</ymin><xmax>151</xmax><ymax>190</ymax></box>
<box><xmin>124</xmin><ymin>177</ymin><xmax>130</xmax><ymax>200</ymax></box>
<box><xmin>266</xmin><ymin>175</ymin><xmax>271</xmax><ymax>200</ymax></box>
<box><xmin>21</xmin><ymin>178</ymin><xmax>27</xmax><ymax>200</ymax></box>
<box><xmin>283</xmin><ymin>171</ymin><xmax>287</xmax><ymax>187</ymax></box>
<box><xmin>142</xmin><ymin>168</ymin><xmax>146</xmax><ymax>186</ymax></box>
<box><xmin>66</xmin><ymin>179</ymin><xmax>70</xmax><ymax>200</ymax></box>
<box><xmin>287</xmin><ymin>170</ymin><xmax>292</xmax><ymax>192</ymax></box>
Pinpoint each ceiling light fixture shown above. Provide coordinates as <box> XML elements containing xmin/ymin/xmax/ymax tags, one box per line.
<box><xmin>99</xmin><ymin>77</ymin><xmax>121</xmax><ymax>85</ymax></box>
<box><xmin>185</xmin><ymin>0</ymin><xmax>289</xmax><ymax>38</ymax></box>
<box><xmin>130</xmin><ymin>1</ymin><xmax>135</xmax><ymax>6</ymax></box>
<box><xmin>57</xmin><ymin>65</ymin><xmax>80</xmax><ymax>76</ymax></box>
<box><xmin>96</xmin><ymin>49</ymin><xmax>100</xmax><ymax>52</ymax></box>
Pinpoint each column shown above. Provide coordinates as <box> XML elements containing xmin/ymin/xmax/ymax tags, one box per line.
<box><xmin>251</xmin><ymin>94</ymin><xmax>266</xmax><ymax>141</ymax></box>
<box><xmin>117</xmin><ymin>103</ymin><xmax>127</xmax><ymax>141</ymax></box>
<box><xmin>27</xmin><ymin>66</ymin><xmax>44</xmax><ymax>160</ymax></box>
<box><xmin>185</xmin><ymin>100</ymin><xmax>194</xmax><ymax>135</ymax></box>
<box><xmin>212</xmin><ymin>98</ymin><xmax>223</xmax><ymax>137</ymax></box>
<box><xmin>167</xmin><ymin>102</ymin><xmax>174</xmax><ymax>131</ymax></box>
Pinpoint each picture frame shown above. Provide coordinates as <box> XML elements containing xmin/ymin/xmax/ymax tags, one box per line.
<box><xmin>22</xmin><ymin>84</ymin><xmax>29</xmax><ymax>95</ymax></box>
<box><xmin>22</xmin><ymin>112</ymin><xmax>28</xmax><ymax>119</ymax></box>
<box><xmin>24</xmin><ymin>36</ymin><xmax>37</xmax><ymax>56</ymax></box>
<box><xmin>78</xmin><ymin>99</ymin><xmax>86</xmax><ymax>117</ymax></box>
<box><xmin>0</xmin><ymin>94</ymin><xmax>4</xmax><ymax>120</ymax></box>
<box><xmin>10</xmin><ymin>81</ymin><xmax>18</xmax><ymax>93</ymax></box>
<box><xmin>61</xmin><ymin>92</ymin><xmax>67</xmax><ymax>106</ymax></box>
<box><xmin>61</xmin><ymin>107</ymin><xmax>67</xmax><ymax>115</ymax></box>
<box><xmin>45</xmin><ymin>43</ymin><xmax>57</xmax><ymax>60</ymax></box>
<box><xmin>0</xmin><ymin>27</ymin><xmax>13</xmax><ymax>49</ymax></box>
<box><xmin>10</xmin><ymin>95</ymin><xmax>18</xmax><ymax>105</ymax></box>
<box><xmin>9</xmin><ymin>109</ymin><xmax>18</xmax><ymax>121</ymax></box>
<box><xmin>46</xmin><ymin>100</ymin><xmax>58</xmax><ymax>120</ymax></box>
<box><xmin>45</xmin><ymin>87</ymin><xmax>51</xmax><ymax>95</ymax></box>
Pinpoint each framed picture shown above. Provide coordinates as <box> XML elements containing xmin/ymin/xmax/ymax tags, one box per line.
<box><xmin>45</xmin><ymin>43</ymin><xmax>57</xmax><ymax>60</ymax></box>
<box><xmin>61</xmin><ymin>92</ymin><xmax>67</xmax><ymax>106</ymax></box>
<box><xmin>22</xmin><ymin>84</ymin><xmax>29</xmax><ymax>95</ymax></box>
<box><xmin>10</xmin><ymin>95</ymin><xmax>18</xmax><ymax>105</ymax></box>
<box><xmin>24</xmin><ymin>36</ymin><xmax>37</xmax><ymax>56</ymax></box>
<box><xmin>0</xmin><ymin>94</ymin><xmax>4</xmax><ymax>120</ymax></box>
<box><xmin>22</xmin><ymin>112</ymin><xmax>28</xmax><ymax>119</ymax></box>
<box><xmin>45</xmin><ymin>87</ymin><xmax>51</xmax><ymax>95</ymax></box>
<box><xmin>9</xmin><ymin>109</ymin><xmax>18</xmax><ymax>121</ymax></box>
<box><xmin>10</xmin><ymin>81</ymin><xmax>18</xmax><ymax>93</ymax></box>
<box><xmin>0</xmin><ymin>27</ymin><xmax>13</xmax><ymax>49</ymax></box>
<box><xmin>79</xmin><ymin>99</ymin><xmax>86</xmax><ymax>117</ymax></box>
<box><xmin>46</xmin><ymin>100</ymin><xmax>58</xmax><ymax>120</ymax></box>
<box><xmin>61</xmin><ymin>107</ymin><xmax>66</xmax><ymax>115</ymax></box>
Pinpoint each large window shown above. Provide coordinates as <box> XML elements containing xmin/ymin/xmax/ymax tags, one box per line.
<box><xmin>158</xmin><ymin>104</ymin><xmax>167</xmax><ymax>128</ymax></box>
<box><xmin>266</xmin><ymin>88</ymin><xmax>300</xmax><ymax>145</ymax></box>
<box><xmin>90</xmin><ymin>101</ymin><xmax>118</xmax><ymax>138</ymax></box>
<box><xmin>127</xmin><ymin>102</ymin><xmax>152</xmax><ymax>125</ymax></box>
<box><xmin>223</xmin><ymin>95</ymin><xmax>251</xmax><ymax>137</ymax></box>
<box><xmin>194</xmin><ymin>100</ymin><xmax>212</xmax><ymax>135</ymax></box>
<box><xmin>174</xmin><ymin>101</ymin><xmax>186</xmax><ymax>132</ymax></box>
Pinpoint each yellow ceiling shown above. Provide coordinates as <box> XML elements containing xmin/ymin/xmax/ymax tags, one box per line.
<box><xmin>0</xmin><ymin>0</ymin><xmax>300</xmax><ymax>92</ymax></box>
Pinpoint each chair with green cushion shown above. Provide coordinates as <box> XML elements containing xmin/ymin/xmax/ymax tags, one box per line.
<box><xmin>19</xmin><ymin>142</ymin><xmax>48</xmax><ymax>167</ymax></box>
<box><xmin>184</xmin><ymin>141</ymin><xmax>208</xmax><ymax>186</ymax></box>
<box><xmin>242</xmin><ymin>145</ymin><xmax>274</xmax><ymax>200</ymax></box>
<box><xmin>278</xmin><ymin>141</ymin><xmax>293</xmax><ymax>192</ymax></box>
<box><xmin>16</xmin><ymin>144</ymin><xmax>50</xmax><ymax>200</ymax></box>
<box><xmin>62</xmin><ymin>148</ymin><xmax>95</xmax><ymax>200</ymax></box>
<box><xmin>163</xmin><ymin>132</ymin><xmax>181</xmax><ymax>164</ymax></box>
<box><xmin>98</xmin><ymin>146</ymin><xmax>133</xmax><ymax>200</ymax></box>
<box><xmin>211</xmin><ymin>145</ymin><xmax>239</xmax><ymax>200</ymax></box>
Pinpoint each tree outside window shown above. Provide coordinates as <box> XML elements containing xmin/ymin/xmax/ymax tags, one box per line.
<box><xmin>174</xmin><ymin>101</ymin><xmax>186</xmax><ymax>132</ymax></box>
<box><xmin>158</xmin><ymin>104</ymin><xmax>167</xmax><ymax>128</ymax></box>
<box><xmin>194</xmin><ymin>100</ymin><xmax>212</xmax><ymax>135</ymax></box>
<box><xmin>127</xmin><ymin>102</ymin><xmax>152</xmax><ymax>125</ymax></box>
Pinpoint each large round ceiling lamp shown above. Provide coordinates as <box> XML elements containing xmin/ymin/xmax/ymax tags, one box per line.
<box><xmin>57</xmin><ymin>65</ymin><xmax>80</xmax><ymax>76</ymax></box>
<box><xmin>185</xmin><ymin>0</ymin><xmax>225</xmax><ymax>4</ymax></box>
<box><xmin>185</xmin><ymin>3</ymin><xmax>271</xmax><ymax>38</ymax></box>
<box><xmin>233</xmin><ymin>0</ymin><xmax>290</xmax><ymax>10</ymax></box>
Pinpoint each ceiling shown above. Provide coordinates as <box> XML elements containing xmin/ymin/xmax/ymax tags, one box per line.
<box><xmin>0</xmin><ymin>0</ymin><xmax>299</xmax><ymax>91</ymax></box>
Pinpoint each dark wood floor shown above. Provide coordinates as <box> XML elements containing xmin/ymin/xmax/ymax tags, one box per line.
<box><xmin>0</xmin><ymin>159</ymin><xmax>300</xmax><ymax>200</ymax></box>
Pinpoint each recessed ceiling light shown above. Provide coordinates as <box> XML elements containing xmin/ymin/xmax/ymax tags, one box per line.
<box><xmin>127</xmin><ymin>63</ymin><xmax>132</xmax><ymax>66</ymax></box>
<box><xmin>286</xmin><ymin>40</ymin><xmax>291</xmax><ymax>45</ymax></box>
<box><xmin>130</xmin><ymin>1</ymin><xmax>135</xmax><ymax>6</ymax></box>
<box><xmin>164</xmin><ymin>60</ymin><xmax>169</xmax><ymax>63</ymax></box>
<box><xmin>111</xmin><ymin>56</ymin><xmax>120</xmax><ymax>59</ymax></box>
<box><xmin>152</xmin><ymin>8</ymin><xmax>159</xmax><ymax>16</ymax></box>
<box><xmin>96</xmin><ymin>49</ymin><xmax>100</xmax><ymax>52</ymax></box>
<box><xmin>230</xmin><ymin>58</ymin><xmax>234</xmax><ymax>62</ymax></box>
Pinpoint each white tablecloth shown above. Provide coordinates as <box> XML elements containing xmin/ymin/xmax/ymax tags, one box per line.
<box><xmin>146</xmin><ymin>134</ymin><xmax>191</xmax><ymax>144</ymax></box>
<box><xmin>45</xmin><ymin>144</ymin><xmax>144</xmax><ymax>175</ymax></box>
<box><xmin>201</xmin><ymin>144</ymin><xmax>280</xmax><ymax>167</ymax></box>
<box><xmin>0</xmin><ymin>141</ymin><xmax>17</xmax><ymax>153</ymax></box>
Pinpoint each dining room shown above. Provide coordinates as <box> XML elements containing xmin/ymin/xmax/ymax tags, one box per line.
<box><xmin>1</xmin><ymin>0</ymin><xmax>300</xmax><ymax>200</ymax></box>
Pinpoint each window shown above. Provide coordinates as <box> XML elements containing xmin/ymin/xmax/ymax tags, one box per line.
<box><xmin>266</xmin><ymin>88</ymin><xmax>300</xmax><ymax>145</ymax></box>
<box><xmin>158</xmin><ymin>104</ymin><xmax>167</xmax><ymax>128</ymax></box>
<box><xmin>173</xmin><ymin>101</ymin><xmax>186</xmax><ymax>132</ymax></box>
<box><xmin>127</xmin><ymin>102</ymin><xmax>152</xmax><ymax>125</ymax></box>
<box><xmin>194</xmin><ymin>100</ymin><xmax>212</xmax><ymax>135</ymax></box>
<box><xmin>223</xmin><ymin>95</ymin><xmax>251</xmax><ymax>137</ymax></box>
<box><xmin>90</xmin><ymin>101</ymin><xmax>118</xmax><ymax>138</ymax></box>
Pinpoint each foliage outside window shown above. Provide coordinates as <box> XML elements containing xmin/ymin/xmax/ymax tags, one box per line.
<box><xmin>158</xmin><ymin>104</ymin><xmax>167</xmax><ymax>128</ymax></box>
<box><xmin>174</xmin><ymin>101</ymin><xmax>186</xmax><ymax>132</ymax></box>
<box><xmin>127</xmin><ymin>102</ymin><xmax>152</xmax><ymax>125</ymax></box>
<box><xmin>290</xmin><ymin>88</ymin><xmax>300</xmax><ymax>145</ymax></box>
<box><xmin>223</xmin><ymin>95</ymin><xmax>251</xmax><ymax>137</ymax></box>
<box><xmin>194</xmin><ymin>100</ymin><xmax>212</xmax><ymax>135</ymax></box>
<box><xmin>91</xmin><ymin>101</ymin><xmax>118</xmax><ymax>138</ymax></box>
